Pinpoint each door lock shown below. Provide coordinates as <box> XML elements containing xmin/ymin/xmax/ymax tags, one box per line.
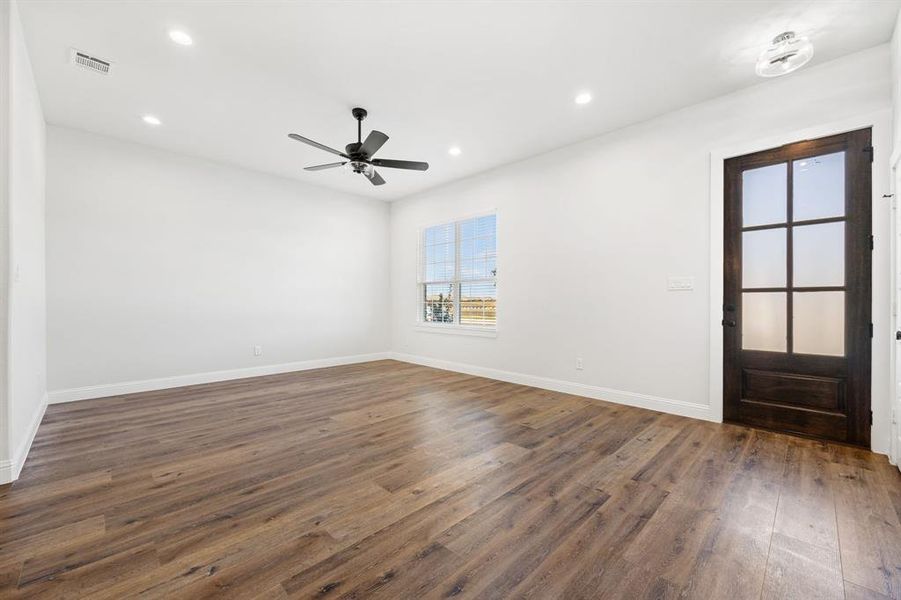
<box><xmin>722</xmin><ymin>319</ymin><xmax>736</xmax><ymax>328</ymax></box>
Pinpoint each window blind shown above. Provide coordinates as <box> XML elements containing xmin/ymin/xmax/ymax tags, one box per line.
<box><xmin>420</xmin><ymin>214</ymin><xmax>496</xmax><ymax>327</ymax></box>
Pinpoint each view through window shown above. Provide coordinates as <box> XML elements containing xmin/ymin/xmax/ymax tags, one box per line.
<box><xmin>420</xmin><ymin>214</ymin><xmax>497</xmax><ymax>328</ymax></box>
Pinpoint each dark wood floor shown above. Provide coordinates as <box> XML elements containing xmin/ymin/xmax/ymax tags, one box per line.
<box><xmin>2</xmin><ymin>360</ymin><xmax>900</xmax><ymax>599</ymax></box>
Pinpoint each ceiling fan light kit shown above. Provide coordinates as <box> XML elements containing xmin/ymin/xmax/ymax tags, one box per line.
<box><xmin>288</xmin><ymin>107</ymin><xmax>429</xmax><ymax>186</ymax></box>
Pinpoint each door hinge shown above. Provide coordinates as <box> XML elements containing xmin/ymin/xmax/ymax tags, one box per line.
<box><xmin>864</xmin><ymin>145</ymin><xmax>874</xmax><ymax>162</ymax></box>
<box><xmin>870</xmin><ymin>235</ymin><xmax>874</xmax><ymax>250</ymax></box>
<box><xmin>870</xmin><ymin>410</ymin><xmax>873</xmax><ymax>426</ymax></box>
<box><xmin>869</xmin><ymin>323</ymin><xmax>874</xmax><ymax>338</ymax></box>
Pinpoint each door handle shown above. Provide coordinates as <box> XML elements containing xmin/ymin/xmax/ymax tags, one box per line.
<box><xmin>722</xmin><ymin>319</ymin><xmax>736</xmax><ymax>328</ymax></box>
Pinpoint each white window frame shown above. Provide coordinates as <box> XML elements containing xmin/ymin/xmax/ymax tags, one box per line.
<box><xmin>417</xmin><ymin>211</ymin><xmax>497</xmax><ymax>336</ymax></box>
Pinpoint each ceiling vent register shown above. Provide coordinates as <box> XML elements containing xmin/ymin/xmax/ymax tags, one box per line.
<box><xmin>71</xmin><ymin>50</ymin><xmax>112</xmax><ymax>75</ymax></box>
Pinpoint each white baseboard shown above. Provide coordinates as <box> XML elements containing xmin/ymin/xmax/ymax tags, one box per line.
<box><xmin>0</xmin><ymin>463</ymin><xmax>12</xmax><ymax>485</ymax></box>
<box><xmin>390</xmin><ymin>352</ymin><xmax>717</xmax><ymax>422</ymax></box>
<box><xmin>47</xmin><ymin>352</ymin><xmax>393</xmax><ymax>404</ymax></box>
<box><xmin>0</xmin><ymin>391</ymin><xmax>48</xmax><ymax>484</ymax></box>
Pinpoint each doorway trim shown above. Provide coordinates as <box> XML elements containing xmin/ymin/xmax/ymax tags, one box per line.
<box><xmin>891</xmin><ymin>152</ymin><xmax>900</xmax><ymax>468</ymax></box>
<box><xmin>708</xmin><ymin>110</ymin><xmax>892</xmax><ymax>455</ymax></box>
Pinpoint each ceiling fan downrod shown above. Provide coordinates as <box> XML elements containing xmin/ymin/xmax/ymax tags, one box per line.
<box><xmin>352</xmin><ymin>107</ymin><xmax>367</xmax><ymax>144</ymax></box>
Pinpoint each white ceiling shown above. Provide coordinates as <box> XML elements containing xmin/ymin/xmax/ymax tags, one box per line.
<box><xmin>18</xmin><ymin>0</ymin><xmax>900</xmax><ymax>200</ymax></box>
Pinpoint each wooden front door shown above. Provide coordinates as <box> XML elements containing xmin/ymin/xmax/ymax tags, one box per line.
<box><xmin>723</xmin><ymin>128</ymin><xmax>872</xmax><ymax>446</ymax></box>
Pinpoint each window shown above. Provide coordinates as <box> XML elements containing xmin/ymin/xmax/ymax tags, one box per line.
<box><xmin>419</xmin><ymin>214</ymin><xmax>496</xmax><ymax>329</ymax></box>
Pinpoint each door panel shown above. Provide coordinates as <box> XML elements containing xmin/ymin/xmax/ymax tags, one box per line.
<box><xmin>724</xmin><ymin>128</ymin><xmax>872</xmax><ymax>446</ymax></box>
<box><xmin>742</xmin><ymin>369</ymin><xmax>843</xmax><ymax>411</ymax></box>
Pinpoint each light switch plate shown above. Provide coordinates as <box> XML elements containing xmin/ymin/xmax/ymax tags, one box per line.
<box><xmin>667</xmin><ymin>276</ymin><xmax>694</xmax><ymax>291</ymax></box>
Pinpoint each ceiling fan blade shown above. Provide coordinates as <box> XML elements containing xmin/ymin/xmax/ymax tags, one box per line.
<box><xmin>365</xmin><ymin>169</ymin><xmax>386</xmax><ymax>186</ymax></box>
<box><xmin>359</xmin><ymin>130</ymin><xmax>389</xmax><ymax>158</ymax></box>
<box><xmin>288</xmin><ymin>133</ymin><xmax>348</xmax><ymax>158</ymax></box>
<box><xmin>304</xmin><ymin>162</ymin><xmax>346</xmax><ymax>171</ymax></box>
<box><xmin>371</xmin><ymin>158</ymin><xmax>429</xmax><ymax>171</ymax></box>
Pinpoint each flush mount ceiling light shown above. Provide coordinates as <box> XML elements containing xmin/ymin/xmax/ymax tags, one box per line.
<box><xmin>168</xmin><ymin>30</ymin><xmax>193</xmax><ymax>46</ymax></box>
<box><xmin>756</xmin><ymin>31</ymin><xmax>813</xmax><ymax>77</ymax></box>
<box><xmin>574</xmin><ymin>92</ymin><xmax>592</xmax><ymax>105</ymax></box>
<box><xmin>142</xmin><ymin>114</ymin><xmax>162</xmax><ymax>126</ymax></box>
<box><xmin>448</xmin><ymin>146</ymin><xmax>462</xmax><ymax>157</ymax></box>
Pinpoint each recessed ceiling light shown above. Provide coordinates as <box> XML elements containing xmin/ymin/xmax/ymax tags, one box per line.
<box><xmin>756</xmin><ymin>31</ymin><xmax>813</xmax><ymax>77</ymax></box>
<box><xmin>448</xmin><ymin>146</ymin><xmax>462</xmax><ymax>156</ymax></box>
<box><xmin>168</xmin><ymin>30</ymin><xmax>193</xmax><ymax>46</ymax></box>
<box><xmin>574</xmin><ymin>92</ymin><xmax>592</xmax><ymax>105</ymax></box>
<box><xmin>142</xmin><ymin>115</ymin><xmax>162</xmax><ymax>126</ymax></box>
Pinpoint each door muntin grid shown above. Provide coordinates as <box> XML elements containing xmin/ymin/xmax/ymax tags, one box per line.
<box><xmin>740</xmin><ymin>151</ymin><xmax>846</xmax><ymax>357</ymax></box>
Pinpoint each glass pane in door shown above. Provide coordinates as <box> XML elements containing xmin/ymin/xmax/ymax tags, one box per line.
<box><xmin>793</xmin><ymin>152</ymin><xmax>845</xmax><ymax>221</ymax></box>
<box><xmin>742</xmin><ymin>292</ymin><xmax>787</xmax><ymax>352</ymax></box>
<box><xmin>793</xmin><ymin>291</ymin><xmax>844</xmax><ymax>356</ymax></box>
<box><xmin>743</xmin><ymin>228</ymin><xmax>787</xmax><ymax>288</ymax></box>
<box><xmin>793</xmin><ymin>222</ymin><xmax>844</xmax><ymax>287</ymax></box>
<box><xmin>742</xmin><ymin>163</ymin><xmax>787</xmax><ymax>227</ymax></box>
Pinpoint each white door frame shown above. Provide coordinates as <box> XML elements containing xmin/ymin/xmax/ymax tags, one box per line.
<box><xmin>891</xmin><ymin>147</ymin><xmax>900</xmax><ymax>467</ymax></box>
<box><xmin>708</xmin><ymin>110</ymin><xmax>893</xmax><ymax>455</ymax></box>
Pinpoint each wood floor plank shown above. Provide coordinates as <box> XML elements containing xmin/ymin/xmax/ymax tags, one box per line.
<box><xmin>774</xmin><ymin>438</ymin><xmax>840</xmax><ymax>552</ymax></box>
<box><xmin>0</xmin><ymin>359</ymin><xmax>898</xmax><ymax>598</ymax></box>
<box><xmin>0</xmin><ymin>515</ymin><xmax>107</xmax><ymax>566</ymax></box>
<box><xmin>761</xmin><ymin>532</ymin><xmax>844</xmax><ymax>600</ymax></box>
<box><xmin>831</xmin><ymin>461</ymin><xmax>901</xmax><ymax>598</ymax></box>
<box><xmin>678</xmin><ymin>472</ymin><xmax>780</xmax><ymax>599</ymax></box>
<box><xmin>322</xmin><ymin>442</ymin><xmax>528</xmax><ymax>542</ymax></box>
<box><xmin>845</xmin><ymin>579</ymin><xmax>893</xmax><ymax>600</ymax></box>
<box><xmin>18</xmin><ymin>542</ymin><xmax>161</xmax><ymax>598</ymax></box>
<box><xmin>509</xmin><ymin>478</ymin><xmax>669</xmax><ymax>599</ymax></box>
<box><xmin>556</xmin><ymin>555</ymin><xmax>683</xmax><ymax>600</ymax></box>
<box><xmin>434</xmin><ymin>491</ymin><xmax>609</xmax><ymax>600</ymax></box>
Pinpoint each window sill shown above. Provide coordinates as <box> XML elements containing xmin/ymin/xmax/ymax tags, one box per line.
<box><xmin>414</xmin><ymin>324</ymin><xmax>497</xmax><ymax>338</ymax></box>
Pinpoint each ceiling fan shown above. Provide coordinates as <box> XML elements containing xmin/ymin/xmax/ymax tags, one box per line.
<box><xmin>288</xmin><ymin>107</ymin><xmax>429</xmax><ymax>186</ymax></box>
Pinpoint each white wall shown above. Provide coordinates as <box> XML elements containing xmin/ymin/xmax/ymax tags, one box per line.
<box><xmin>893</xmin><ymin>8</ymin><xmax>901</xmax><ymax>158</ymax></box>
<box><xmin>390</xmin><ymin>45</ymin><xmax>895</xmax><ymax>453</ymax></box>
<box><xmin>0</xmin><ymin>0</ymin><xmax>12</xmax><ymax>481</ymax></box>
<box><xmin>0</xmin><ymin>0</ymin><xmax>47</xmax><ymax>484</ymax></box>
<box><xmin>46</xmin><ymin>126</ymin><xmax>389</xmax><ymax>396</ymax></box>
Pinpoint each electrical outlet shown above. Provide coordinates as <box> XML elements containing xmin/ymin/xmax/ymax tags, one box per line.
<box><xmin>253</xmin><ymin>345</ymin><xmax>263</xmax><ymax>356</ymax></box>
<box><xmin>575</xmin><ymin>357</ymin><xmax>584</xmax><ymax>370</ymax></box>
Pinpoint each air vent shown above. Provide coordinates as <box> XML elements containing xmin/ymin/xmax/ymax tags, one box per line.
<box><xmin>71</xmin><ymin>49</ymin><xmax>112</xmax><ymax>75</ymax></box>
